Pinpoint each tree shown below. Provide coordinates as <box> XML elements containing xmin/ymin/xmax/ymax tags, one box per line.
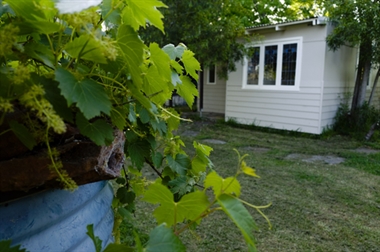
<box><xmin>326</xmin><ymin>0</ymin><xmax>380</xmax><ymax>112</ymax></box>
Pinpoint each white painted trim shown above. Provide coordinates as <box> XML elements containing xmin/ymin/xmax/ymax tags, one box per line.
<box><xmin>243</xmin><ymin>37</ymin><xmax>303</xmax><ymax>91</ymax></box>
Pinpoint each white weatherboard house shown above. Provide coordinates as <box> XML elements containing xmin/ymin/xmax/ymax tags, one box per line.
<box><xmin>201</xmin><ymin>17</ymin><xmax>378</xmax><ymax>134</ymax></box>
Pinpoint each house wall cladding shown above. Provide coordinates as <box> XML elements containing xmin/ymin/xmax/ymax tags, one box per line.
<box><xmin>225</xmin><ymin>22</ymin><xmax>357</xmax><ymax>134</ymax></box>
<box><xmin>202</xmin><ymin>67</ymin><xmax>226</xmax><ymax>114</ymax></box>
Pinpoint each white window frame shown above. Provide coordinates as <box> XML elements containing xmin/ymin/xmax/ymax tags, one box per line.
<box><xmin>243</xmin><ymin>37</ymin><xmax>303</xmax><ymax>91</ymax></box>
<box><xmin>206</xmin><ymin>65</ymin><xmax>216</xmax><ymax>85</ymax></box>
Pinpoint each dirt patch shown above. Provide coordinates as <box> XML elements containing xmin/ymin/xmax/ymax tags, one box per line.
<box><xmin>285</xmin><ymin>153</ymin><xmax>345</xmax><ymax>165</ymax></box>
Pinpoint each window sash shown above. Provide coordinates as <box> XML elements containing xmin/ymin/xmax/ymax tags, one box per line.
<box><xmin>244</xmin><ymin>38</ymin><xmax>301</xmax><ymax>89</ymax></box>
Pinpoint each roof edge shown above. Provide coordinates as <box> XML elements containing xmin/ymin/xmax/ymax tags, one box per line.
<box><xmin>246</xmin><ymin>16</ymin><xmax>327</xmax><ymax>32</ymax></box>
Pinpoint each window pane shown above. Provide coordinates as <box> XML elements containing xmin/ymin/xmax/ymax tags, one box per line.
<box><xmin>208</xmin><ymin>65</ymin><xmax>216</xmax><ymax>83</ymax></box>
<box><xmin>264</xmin><ymin>45</ymin><xmax>278</xmax><ymax>85</ymax></box>
<box><xmin>281</xmin><ymin>43</ymin><xmax>297</xmax><ymax>86</ymax></box>
<box><xmin>247</xmin><ymin>47</ymin><xmax>260</xmax><ymax>85</ymax></box>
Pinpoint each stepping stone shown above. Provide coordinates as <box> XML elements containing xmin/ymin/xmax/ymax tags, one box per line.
<box><xmin>203</xmin><ymin>139</ymin><xmax>226</xmax><ymax>144</ymax></box>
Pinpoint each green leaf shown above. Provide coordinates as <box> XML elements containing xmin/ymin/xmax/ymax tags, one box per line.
<box><xmin>177</xmin><ymin>75</ymin><xmax>198</xmax><ymax>108</ymax></box>
<box><xmin>55</xmin><ymin>67</ymin><xmax>111</xmax><ymax>119</ymax></box>
<box><xmin>191</xmin><ymin>141</ymin><xmax>213</xmax><ymax>173</ymax></box>
<box><xmin>65</xmin><ymin>34</ymin><xmax>107</xmax><ymax>64</ymax></box>
<box><xmin>176</xmin><ymin>190</ymin><xmax>209</xmax><ymax>222</ymax></box>
<box><xmin>217</xmin><ymin>194</ymin><xmax>257</xmax><ymax>251</ymax></box>
<box><xmin>152</xmin><ymin>152</ymin><xmax>163</xmax><ymax>168</ymax></box>
<box><xmin>162</xmin><ymin>44</ymin><xmax>186</xmax><ymax>60</ymax></box>
<box><xmin>117</xmin><ymin>24</ymin><xmax>144</xmax><ymax>86</ymax></box>
<box><xmin>241</xmin><ymin>161</ymin><xmax>260</xmax><ymax>178</ymax></box>
<box><xmin>104</xmin><ymin>243</ymin><xmax>134</xmax><ymax>252</ymax></box>
<box><xmin>181</xmin><ymin>50</ymin><xmax>200</xmax><ymax>80</ymax></box>
<box><xmin>151</xmin><ymin>119</ymin><xmax>167</xmax><ymax>135</ymax></box>
<box><xmin>122</xmin><ymin>0</ymin><xmax>167</xmax><ymax>32</ymax></box>
<box><xmin>39</xmin><ymin>75</ymin><xmax>73</xmax><ymax>123</ymax></box>
<box><xmin>9</xmin><ymin>120</ymin><xmax>37</xmax><ymax>150</ymax></box>
<box><xmin>167</xmin><ymin>176</ymin><xmax>189</xmax><ymax>195</ymax></box>
<box><xmin>101</xmin><ymin>0</ymin><xmax>121</xmax><ymax>25</ymax></box>
<box><xmin>143</xmin><ymin>65</ymin><xmax>172</xmax><ymax>105</ymax></box>
<box><xmin>127</xmin><ymin>138</ymin><xmax>151</xmax><ymax>169</ymax></box>
<box><xmin>116</xmin><ymin>187</ymin><xmax>136</xmax><ymax>204</ymax></box>
<box><xmin>166</xmin><ymin>108</ymin><xmax>180</xmax><ymax>133</ymax></box>
<box><xmin>171</xmin><ymin>71</ymin><xmax>182</xmax><ymax>86</ymax></box>
<box><xmin>143</xmin><ymin>181</ymin><xmax>175</xmax><ymax>226</ymax></box>
<box><xmin>144</xmin><ymin>182</ymin><xmax>209</xmax><ymax>226</ymax></box>
<box><xmin>76</xmin><ymin>113</ymin><xmax>114</xmax><ymax>146</ymax></box>
<box><xmin>166</xmin><ymin>154</ymin><xmax>191</xmax><ymax>175</ymax></box>
<box><xmin>0</xmin><ymin>240</ymin><xmax>26</xmax><ymax>252</ymax></box>
<box><xmin>149</xmin><ymin>43</ymin><xmax>171</xmax><ymax>82</ymax></box>
<box><xmin>138</xmin><ymin>107</ymin><xmax>150</xmax><ymax>124</ymax></box>
<box><xmin>145</xmin><ymin>224</ymin><xmax>185</xmax><ymax>252</ymax></box>
<box><xmin>110</xmin><ymin>106</ymin><xmax>129</xmax><ymax>130</ymax></box>
<box><xmin>86</xmin><ymin>224</ymin><xmax>103</xmax><ymax>252</ymax></box>
<box><xmin>204</xmin><ymin>171</ymin><xmax>241</xmax><ymax>197</ymax></box>
<box><xmin>24</xmin><ymin>42</ymin><xmax>56</xmax><ymax>69</ymax></box>
<box><xmin>7</xmin><ymin>0</ymin><xmax>54</xmax><ymax>21</ymax></box>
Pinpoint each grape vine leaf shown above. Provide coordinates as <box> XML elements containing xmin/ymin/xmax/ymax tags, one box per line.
<box><xmin>191</xmin><ymin>141</ymin><xmax>213</xmax><ymax>173</ymax></box>
<box><xmin>177</xmin><ymin>76</ymin><xmax>198</xmax><ymax>108</ymax></box>
<box><xmin>86</xmin><ymin>224</ymin><xmax>102</xmax><ymax>252</ymax></box>
<box><xmin>65</xmin><ymin>34</ymin><xmax>107</xmax><ymax>64</ymax></box>
<box><xmin>9</xmin><ymin>120</ymin><xmax>37</xmax><ymax>150</ymax></box>
<box><xmin>204</xmin><ymin>171</ymin><xmax>241</xmax><ymax>197</ymax></box>
<box><xmin>145</xmin><ymin>224</ymin><xmax>185</xmax><ymax>252</ymax></box>
<box><xmin>217</xmin><ymin>194</ymin><xmax>258</xmax><ymax>252</ymax></box>
<box><xmin>55</xmin><ymin>67</ymin><xmax>111</xmax><ymax>119</ymax></box>
<box><xmin>116</xmin><ymin>187</ymin><xmax>136</xmax><ymax>204</ymax></box>
<box><xmin>39</xmin><ymin>75</ymin><xmax>73</xmax><ymax>123</ymax></box>
<box><xmin>149</xmin><ymin>43</ymin><xmax>171</xmax><ymax>82</ymax></box>
<box><xmin>110</xmin><ymin>106</ymin><xmax>129</xmax><ymax>130</ymax></box>
<box><xmin>143</xmin><ymin>181</ymin><xmax>209</xmax><ymax>226</ymax></box>
<box><xmin>103</xmin><ymin>244</ymin><xmax>134</xmax><ymax>252</ymax></box>
<box><xmin>117</xmin><ymin>24</ymin><xmax>144</xmax><ymax>87</ymax></box>
<box><xmin>24</xmin><ymin>42</ymin><xmax>55</xmax><ymax>69</ymax></box>
<box><xmin>166</xmin><ymin>154</ymin><xmax>191</xmax><ymax>175</ymax></box>
<box><xmin>181</xmin><ymin>50</ymin><xmax>201</xmax><ymax>80</ymax></box>
<box><xmin>167</xmin><ymin>175</ymin><xmax>190</xmax><ymax>195</ymax></box>
<box><xmin>152</xmin><ymin>151</ymin><xmax>163</xmax><ymax>168</ymax></box>
<box><xmin>122</xmin><ymin>0</ymin><xmax>167</xmax><ymax>32</ymax></box>
<box><xmin>143</xmin><ymin>64</ymin><xmax>171</xmax><ymax>105</ymax></box>
<box><xmin>0</xmin><ymin>240</ymin><xmax>26</xmax><ymax>252</ymax></box>
<box><xmin>241</xmin><ymin>160</ymin><xmax>260</xmax><ymax>178</ymax></box>
<box><xmin>127</xmin><ymin>138</ymin><xmax>151</xmax><ymax>170</ymax></box>
<box><xmin>101</xmin><ymin>0</ymin><xmax>121</xmax><ymax>25</ymax></box>
<box><xmin>162</xmin><ymin>44</ymin><xmax>186</xmax><ymax>60</ymax></box>
<box><xmin>76</xmin><ymin>113</ymin><xmax>114</xmax><ymax>146</ymax></box>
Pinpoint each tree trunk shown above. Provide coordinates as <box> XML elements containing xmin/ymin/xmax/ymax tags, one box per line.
<box><xmin>0</xmin><ymin>129</ymin><xmax>125</xmax><ymax>193</ymax></box>
<box><xmin>368</xmin><ymin>68</ymin><xmax>380</xmax><ymax>106</ymax></box>
<box><xmin>351</xmin><ymin>42</ymin><xmax>372</xmax><ymax>113</ymax></box>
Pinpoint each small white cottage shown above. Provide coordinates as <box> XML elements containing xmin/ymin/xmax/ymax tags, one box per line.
<box><xmin>200</xmin><ymin>17</ymin><xmax>378</xmax><ymax>134</ymax></box>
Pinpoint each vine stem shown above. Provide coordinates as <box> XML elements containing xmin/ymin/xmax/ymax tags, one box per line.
<box><xmin>160</xmin><ymin>106</ymin><xmax>192</xmax><ymax>122</ymax></box>
<box><xmin>235</xmin><ymin>197</ymin><xmax>272</xmax><ymax>229</ymax></box>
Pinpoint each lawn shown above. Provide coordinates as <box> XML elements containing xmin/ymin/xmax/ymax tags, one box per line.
<box><xmin>129</xmin><ymin>117</ymin><xmax>380</xmax><ymax>251</ymax></box>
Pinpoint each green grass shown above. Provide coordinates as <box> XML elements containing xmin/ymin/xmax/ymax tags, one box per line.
<box><xmin>128</xmin><ymin>120</ymin><xmax>380</xmax><ymax>251</ymax></box>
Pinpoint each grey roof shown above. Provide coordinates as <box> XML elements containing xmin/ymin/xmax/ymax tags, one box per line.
<box><xmin>246</xmin><ymin>17</ymin><xmax>327</xmax><ymax>32</ymax></box>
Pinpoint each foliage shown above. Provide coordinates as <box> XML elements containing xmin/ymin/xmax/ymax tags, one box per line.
<box><xmin>326</xmin><ymin>0</ymin><xmax>380</xmax><ymax>111</ymax></box>
<box><xmin>138</xmin><ymin>0</ymin><xmax>326</xmax><ymax>78</ymax></box>
<box><xmin>332</xmin><ymin>99</ymin><xmax>380</xmax><ymax>140</ymax></box>
<box><xmin>0</xmin><ymin>0</ymin><xmax>268</xmax><ymax>250</ymax></box>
